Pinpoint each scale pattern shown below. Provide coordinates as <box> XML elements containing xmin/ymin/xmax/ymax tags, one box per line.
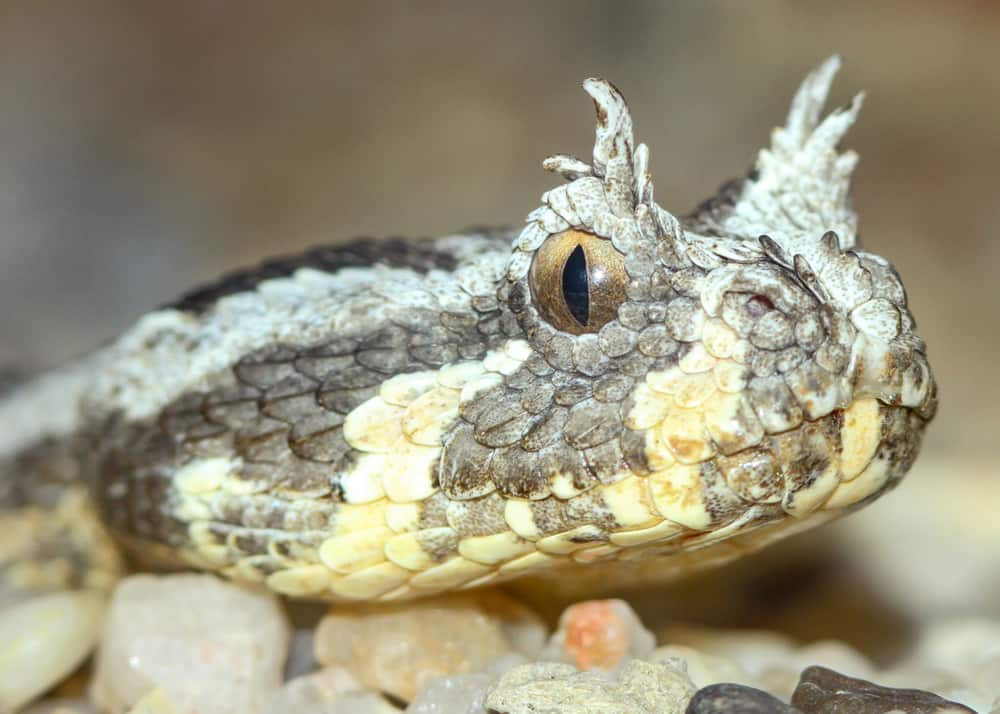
<box><xmin>0</xmin><ymin>58</ymin><xmax>936</xmax><ymax>602</ymax></box>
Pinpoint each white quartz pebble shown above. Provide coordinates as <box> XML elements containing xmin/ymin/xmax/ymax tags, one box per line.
<box><xmin>92</xmin><ymin>574</ymin><xmax>290</xmax><ymax>714</ymax></box>
<box><xmin>0</xmin><ymin>590</ymin><xmax>105</xmax><ymax>712</ymax></box>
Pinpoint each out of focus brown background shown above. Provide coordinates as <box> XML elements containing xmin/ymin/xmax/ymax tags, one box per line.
<box><xmin>0</xmin><ymin>1</ymin><xmax>997</xmax><ymax>655</ymax></box>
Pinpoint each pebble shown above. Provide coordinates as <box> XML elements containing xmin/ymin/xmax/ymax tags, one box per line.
<box><xmin>541</xmin><ymin>599</ymin><xmax>655</xmax><ymax>670</ymax></box>
<box><xmin>685</xmin><ymin>683</ymin><xmax>799</xmax><ymax>713</ymax></box>
<box><xmin>314</xmin><ymin>591</ymin><xmax>543</xmax><ymax>702</ymax></box>
<box><xmin>265</xmin><ymin>666</ymin><xmax>401</xmax><ymax>713</ymax></box>
<box><xmin>757</xmin><ymin>639</ymin><xmax>877</xmax><ymax>700</ymax></box>
<box><xmin>790</xmin><ymin>665</ymin><xmax>977</xmax><ymax>713</ymax></box>
<box><xmin>649</xmin><ymin>645</ymin><xmax>761</xmax><ymax>689</ymax></box>
<box><xmin>484</xmin><ymin>659</ymin><xmax>697</xmax><ymax>714</ymax></box>
<box><xmin>91</xmin><ymin>574</ymin><xmax>290</xmax><ymax>714</ymax></box>
<box><xmin>263</xmin><ymin>665</ymin><xmax>362</xmax><ymax>713</ymax></box>
<box><xmin>0</xmin><ymin>590</ymin><xmax>106</xmax><ymax>712</ymax></box>
<box><xmin>405</xmin><ymin>653</ymin><xmax>527</xmax><ymax>713</ymax></box>
<box><xmin>405</xmin><ymin>672</ymin><xmax>493</xmax><ymax>714</ymax></box>
<box><xmin>659</xmin><ymin>626</ymin><xmax>797</xmax><ymax>678</ymax></box>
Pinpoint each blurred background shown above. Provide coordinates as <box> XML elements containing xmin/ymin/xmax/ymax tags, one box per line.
<box><xmin>0</xmin><ymin>0</ymin><xmax>997</xmax><ymax>662</ymax></box>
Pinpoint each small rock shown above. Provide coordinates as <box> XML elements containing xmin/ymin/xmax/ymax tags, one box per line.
<box><xmin>650</xmin><ymin>645</ymin><xmax>760</xmax><ymax>689</ymax></box>
<box><xmin>406</xmin><ymin>654</ymin><xmax>527</xmax><ymax>714</ymax></box>
<box><xmin>910</xmin><ymin>618</ymin><xmax>1000</xmax><ymax>669</ymax></box>
<box><xmin>264</xmin><ymin>666</ymin><xmax>363</xmax><ymax>714</ymax></box>
<box><xmin>685</xmin><ymin>683</ymin><xmax>800</xmax><ymax>713</ymax></box>
<box><xmin>659</xmin><ymin>626</ymin><xmax>796</xmax><ymax>671</ymax></box>
<box><xmin>0</xmin><ymin>590</ymin><xmax>106</xmax><ymax>712</ymax></box>
<box><xmin>758</xmin><ymin>639</ymin><xmax>876</xmax><ymax>699</ymax></box>
<box><xmin>484</xmin><ymin>659</ymin><xmax>697</xmax><ymax>714</ymax></box>
<box><xmin>790</xmin><ymin>665</ymin><xmax>977</xmax><ymax>713</ymax></box>
<box><xmin>405</xmin><ymin>672</ymin><xmax>492</xmax><ymax>714</ymax></box>
<box><xmin>542</xmin><ymin>599</ymin><xmax>655</xmax><ymax>670</ymax></box>
<box><xmin>92</xmin><ymin>574</ymin><xmax>290</xmax><ymax>714</ymax></box>
<box><xmin>314</xmin><ymin>591</ymin><xmax>541</xmax><ymax>702</ymax></box>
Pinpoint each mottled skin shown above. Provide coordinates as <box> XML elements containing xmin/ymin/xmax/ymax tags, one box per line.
<box><xmin>0</xmin><ymin>58</ymin><xmax>935</xmax><ymax>602</ymax></box>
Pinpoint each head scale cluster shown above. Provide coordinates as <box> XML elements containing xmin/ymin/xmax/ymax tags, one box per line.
<box><xmin>504</xmin><ymin>56</ymin><xmax>936</xmax><ymax>425</ymax></box>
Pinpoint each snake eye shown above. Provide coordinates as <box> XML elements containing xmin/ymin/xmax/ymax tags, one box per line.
<box><xmin>528</xmin><ymin>229</ymin><xmax>628</xmax><ymax>335</ymax></box>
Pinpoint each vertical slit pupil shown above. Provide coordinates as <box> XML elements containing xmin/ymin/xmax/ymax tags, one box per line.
<box><xmin>562</xmin><ymin>244</ymin><xmax>590</xmax><ymax>326</ymax></box>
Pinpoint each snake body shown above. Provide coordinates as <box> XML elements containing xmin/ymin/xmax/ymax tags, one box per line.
<box><xmin>0</xmin><ymin>57</ymin><xmax>936</xmax><ymax>603</ymax></box>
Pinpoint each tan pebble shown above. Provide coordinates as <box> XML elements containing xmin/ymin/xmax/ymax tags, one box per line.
<box><xmin>0</xmin><ymin>591</ymin><xmax>105</xmax><ymax>712</ymax></box>
<box><xmin>314</xmin><ymin>594</ymin><xmax>513</xmax><ymax>701</ymax></box>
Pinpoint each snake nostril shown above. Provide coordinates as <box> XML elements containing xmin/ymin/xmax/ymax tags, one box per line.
<box><xmin>746</xmin><ymin>294</ymin><xmax>775</xmax><ymax>318</ymax></box>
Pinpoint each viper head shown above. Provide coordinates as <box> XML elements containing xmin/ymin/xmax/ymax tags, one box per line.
<box><xmin>484</xmin><ymin>56</ymin><xmax>935</xmax><ymax>530</ymax></box>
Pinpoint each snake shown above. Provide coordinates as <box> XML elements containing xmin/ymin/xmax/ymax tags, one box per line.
<box><xmin>0</xmin><ymin>57</ymin><xmax>936</xmax><ymax>605</ymax></box>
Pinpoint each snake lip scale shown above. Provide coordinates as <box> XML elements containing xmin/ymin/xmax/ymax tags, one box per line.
<box><xmin>0</xmin><ymin>56</ymin><xmax>936</xmax><ymax>603</ymax></box>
